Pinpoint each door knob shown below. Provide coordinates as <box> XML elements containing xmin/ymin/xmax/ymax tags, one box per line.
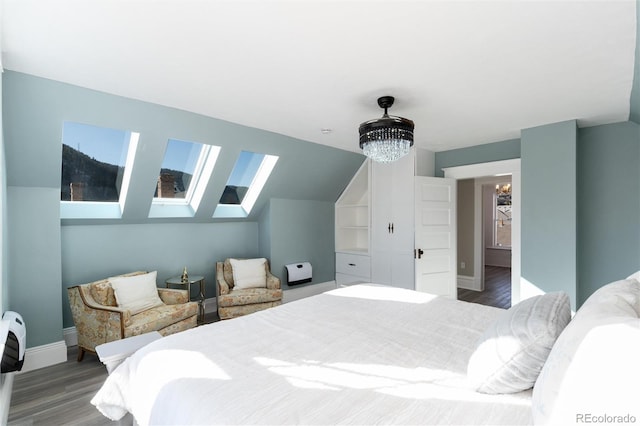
<box><xmin>415</xmin><ymin>248</ymin><xmax>424</xmax><ymax>259</ymax></box>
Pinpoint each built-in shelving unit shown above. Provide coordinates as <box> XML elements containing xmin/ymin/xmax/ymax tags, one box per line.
<box><xmin>335</xmin><ymin>160</ymin><xmax>369</xmax><ymax>254</ymax></box>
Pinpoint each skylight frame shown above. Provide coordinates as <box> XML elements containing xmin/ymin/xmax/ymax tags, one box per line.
<box><xmin>148</xmin><ymin>141</ymin><xmax>221</xmax><ymax>219</ymax></box>
<box><xmin>213</xmin><ymin>152</ymin><xmax>278</xmax><ymax>218</ymax></box>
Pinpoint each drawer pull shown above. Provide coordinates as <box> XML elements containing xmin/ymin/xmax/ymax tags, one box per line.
<box><xmin>348</xmin><ymin>263</ymin><xmax>356</xmax><ymax>266</ymax></box>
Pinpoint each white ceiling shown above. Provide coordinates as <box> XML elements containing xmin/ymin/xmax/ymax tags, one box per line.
<box><xmin>1</xmin><ymin>0</ymin><xmax>636</xmax><ymax>153</ymax></box>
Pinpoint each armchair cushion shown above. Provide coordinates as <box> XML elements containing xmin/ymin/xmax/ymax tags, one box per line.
<box><xmin>216</xmin><ymin>259</ymin><xmax>283</xmax><ymax>320</ymax></box>
<box><xmin>230</xmin><ymin>258</ymin><xmax>267</xmax><ymax>289</ymax></box>
<box><xmin>218</xmin><ymin>287</ymin><xmax>283</xmax><ymax>308</ymax></box>
<box><xmin>125</xmin><ymin>302</ymin><xmax>198</xmax><ymax>337</ymax></box>
<box><xmin>110</xmin><ymin>271</ymin><xmax>164</xmax><ymax>315</ymax></box>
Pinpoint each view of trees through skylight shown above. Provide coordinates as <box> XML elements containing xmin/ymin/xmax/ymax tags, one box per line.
<box><xmin>60</xmin><ymin>122</ymin><xmax>132</xmax><ymax>202</ymax></box>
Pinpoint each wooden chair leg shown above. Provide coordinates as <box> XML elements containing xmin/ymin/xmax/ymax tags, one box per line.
<box><xmin>77</xmin><ymin>347</ymin><xmax>85</xmax><ymax>362</ymax></box>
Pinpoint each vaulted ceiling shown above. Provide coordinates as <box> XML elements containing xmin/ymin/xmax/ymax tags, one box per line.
<box><xmin>2</xmin><ymin>0</ymin><xmax>637</xmax><ymax>153</ymax></box>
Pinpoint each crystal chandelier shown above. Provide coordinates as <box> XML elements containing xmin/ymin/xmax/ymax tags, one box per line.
<box><xmin>358</xmin><ymin>96</ymin><xmax>414</xmax><ymax>163</ymax></box>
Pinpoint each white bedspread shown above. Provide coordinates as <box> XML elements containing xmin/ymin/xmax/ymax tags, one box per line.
<box><xmin>92</xmin><ymin>284</ymin><xmax>532</xmax><ymax>425</ymax></box>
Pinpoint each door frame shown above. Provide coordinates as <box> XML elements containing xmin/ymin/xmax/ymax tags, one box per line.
<box><xmin>442</xmin><ymin>159</ymin><xmax>522</xmax><ymax>305</ymax></box>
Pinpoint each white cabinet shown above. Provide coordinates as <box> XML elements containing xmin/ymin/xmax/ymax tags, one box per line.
<box><xmin>335</xmin><ymin>153</ymin><xmax>416</xmax><ymax>289</ymax></box>
<box><xmin>370</xmin><ymin>152</ymin><xmax>415</xmax><ymax>289</ymax></box>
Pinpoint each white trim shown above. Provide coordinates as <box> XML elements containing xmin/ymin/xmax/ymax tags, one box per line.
<box><xmin>457</xmin><ymin>275</ymin><xmax>481</xmax><ymax>291</ymax></box>
<box><xmin>19</xmin><ymin>340</ymin><xmax>67</xmax><ymax>373</ymax></box>
<box><xmin>63</xmin><ymin>326</ymin><xmax>78</xmax><ymax>347</ymax></box>
<box><xmin>282</xmin><ymin>281</ymin><xmax>337</xmax><ymax>304</ymax></box>
<box><xmin>444</xmin><ymin>159</ymin><xmax>521</xmax><ymax>305</ymax></box>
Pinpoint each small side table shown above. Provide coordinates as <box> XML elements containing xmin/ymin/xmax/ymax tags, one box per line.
<box><xmin>165</xmin><ymin>275</ymin><xmax>206</xmax><ymax>324</ymax></box>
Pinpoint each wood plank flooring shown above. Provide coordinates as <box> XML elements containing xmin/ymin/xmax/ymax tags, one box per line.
<box><xmin>8</xmin><ymin>312</ymin><xmax>220</xmax><ymax>425</ymax></box>
<box><xmin>458</xmin><ymin>265</ymin><xmax>512</xmax><ymax>309</ymax></box>
<box><xmin>8</xmin><ymin>345</ymin><xmax>129</xmax><ymax>426</ymax></box>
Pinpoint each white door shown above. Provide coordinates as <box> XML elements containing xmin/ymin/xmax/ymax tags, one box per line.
<box><xmin>414</xmin><ymin>176</ymin><xmax>457</xmax><ymax>298</ymax></box>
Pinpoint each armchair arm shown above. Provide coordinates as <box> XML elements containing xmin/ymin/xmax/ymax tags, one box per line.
<box><xmin>216</xmin><ymin>262</ymin><xmax>231</xmax><ymax>295</ymax></box>
<box><xmin>266</xmin><ymin>271</ymin><xmax>281</xmax><ymax>290</ymax></box>
<box><xmin>158</xmin><ymin>288</ymin><xmax>189</xmax><ymax>305</ymax></box>
<box><xmin>67</xmin><ymin>286</ymin><xmax>131</xmax><ymax>352</ymax></box>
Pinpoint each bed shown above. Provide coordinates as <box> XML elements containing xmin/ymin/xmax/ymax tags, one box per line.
<box><xmin>92</xmin><ymin>278</ymin><xmax>640</xmax><ymax>425</ymax></box>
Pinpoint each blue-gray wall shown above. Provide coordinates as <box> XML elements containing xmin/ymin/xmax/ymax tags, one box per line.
<box><xmin>2</xmin><ymin>71</ymin><xmax>363</xmax><ymax>343</ymax></box>
<box><xmin>434</xmin><ymin>138</ymin><xmax>521</xmax><ymax>177</ymax></box>
<box><xmin>7</xmin><ymin>187</ymin><xmax>63</xmax><ymax>345</ymax></box>
<box><xmin>0</xmin><ymin>71</ymin><xmax>7</xmax><ymax>313</ymax></box>
<box><xmin>435</xmin><ymin>120</ymin><xmax>640</xmax><ymax>308</ymax></box>
<box><xmin>521</xmin><ymin>120</ymin><xmax>577</xmax><ymax>309</ymax></box>
<box><xmin>264</xmin><ymin>198</ymin><xmax>336</xmax><ymax>288</ymax></box>
<box><xmin>577</xmin><ymin>121</ymin><xmax>640</xmax><ymax>305</ymax></box>
<box><xmin>60</xmin><ymin>222</ymin><xmax>258</xmax><ymax>329</ymax></box>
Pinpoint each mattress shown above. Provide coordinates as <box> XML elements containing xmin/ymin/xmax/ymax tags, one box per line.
<box><xmin>92</xmin><ymin>284</ymin><xmax>532</xmax><ymax>425</ymax></box>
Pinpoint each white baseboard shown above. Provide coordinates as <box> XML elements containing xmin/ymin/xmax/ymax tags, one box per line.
<box><xmin>457</xmin><ymin>275</ymin><xmax>482</xmax><ymax>291</ymax></box>
<box><xmin>63</xmin><ymin>326</ymin><xmax>78</xmax><ymax>347</ymax></box>
<box><xmin>19</xmin><ymin>340</ymin><xmax>67</xmax><ymax>373</ymax></box>
<box><xmin>283</xmin><ymin>281</ymin><xmax>336</xmax><ymax>304</ymax></box>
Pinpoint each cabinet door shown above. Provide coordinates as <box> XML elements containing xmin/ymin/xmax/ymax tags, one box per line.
<box><xmin>370</xmin><ymin>153</ymin><xmax>415</xmax><ymax>288</ymax></box>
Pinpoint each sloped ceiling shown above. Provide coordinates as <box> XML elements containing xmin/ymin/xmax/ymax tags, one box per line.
<box><xmin>2</xmin><ymin>0</ymin><xmax>637</xmax><ymax>153</ymax></box>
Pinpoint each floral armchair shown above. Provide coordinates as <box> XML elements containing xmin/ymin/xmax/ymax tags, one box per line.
<box><xmin>67</xmin><ymin>271</ymin><xmax>198</xmax><ymax>361</ymax></box>
<box><xmin>216</xmin><ymin>258</ymin><xmax>282</xmax><ymax>320</ymax></box>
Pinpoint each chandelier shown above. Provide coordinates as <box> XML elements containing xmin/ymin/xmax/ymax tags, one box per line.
<box><xmin>358</xmin><ymin>96</ymin><xmax>414</xmax><ymax>163</ymax></box>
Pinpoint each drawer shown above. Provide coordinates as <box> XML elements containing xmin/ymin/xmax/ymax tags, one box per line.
<box><xmin>336</xmin><ymin>273</ymin><xmax>370</xmax><ymax>287</ymax></box>
<box><xmin>336</xmin><ymin>253</ymin><xmax>371</xmax><ymax>278</ymax></box>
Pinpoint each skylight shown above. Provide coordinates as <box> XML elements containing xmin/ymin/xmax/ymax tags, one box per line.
<box><xmin>149</xmin><ymin>139</ymin><xmax>220</xmax><ymax>218</ymax></box>
<box><xmin>60</xmin><ymin>121</ymin><xmax>138</xmax><ymax>219</ymax></box>
<box><xmin>214</xmin><ymin>150</ymin><xmax>278</xmax><ymax>218</ymax></box>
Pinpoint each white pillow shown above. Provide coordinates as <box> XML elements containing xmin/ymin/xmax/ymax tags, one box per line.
<box><xmin>109</xmin><ymin>271</ymin><xmax>164</xmax><ymax>315</ymax></box>
<box><xmin>467</xmin><ymin>291</ymin><xmax>571</xmax><ymax>394</ymax></box>
<box><xmin>230</xmin><ymin>258</ymin><xmax>267</xmax><ymax>290</ymax></box>
<box><xmin>532</xmin><ymin>278</ymin><xmax>640</xmax><ymax>425</ymax></box>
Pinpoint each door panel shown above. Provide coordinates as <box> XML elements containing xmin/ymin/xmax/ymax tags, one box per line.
<box><xmin>415</xmin><ymin>177</ymin><xmax>457</xmax><ymax>298</ymax></box>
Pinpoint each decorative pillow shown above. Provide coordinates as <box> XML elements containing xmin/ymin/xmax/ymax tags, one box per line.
<box><xmin>532</xmin><ymin>278</ymin><xmax>640</xmax><ymax>425</ymax></box>
<box><xmin>230</xmin><ymin>258</ymin><xmax>267</xmax><ymax>290</ymax></box>
<box><xmin>109</xmin><ymin>271</ymin><xmax>164</xmax><ymax>315</ymax></box>
<box><xmin>90</xmin><ymin>281</ymin><xmax>117</xmax><ymax>306</ymax></box>
<box><xmin>467</xmin><ymin>291</ymin><xmax>571</xmax><ymax>394</ymax></box>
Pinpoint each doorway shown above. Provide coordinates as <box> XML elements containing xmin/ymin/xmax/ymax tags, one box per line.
<box><xmin>456</xmin><ymin>178</ymin><xmax>512</xmax><ymax>309</ymax></box>
<box><xmin>443</xmin><ymin>159</ymin><xmax>521</xmax><ymax>307</ymax></box>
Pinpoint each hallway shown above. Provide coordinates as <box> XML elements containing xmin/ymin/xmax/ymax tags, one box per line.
<box><xmin>458</xmin><ymin>266</ymin><xmax>511</xmax><ymax>309</ymax></box>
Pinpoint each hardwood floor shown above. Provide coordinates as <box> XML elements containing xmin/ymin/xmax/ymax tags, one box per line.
<box><xmin>8</xmin><ymin>312</ymin><xmax>220</xmax><ymax>425</ymax></box>
<box><xmin>8</xmin><ymin>345</ymin><xmax>128</xmax><ymax>426</ymax></box>
<box><xmin>458</xmin><ymin>265</ymin><xmax>512</xmax><ymax>309</ymax></box>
